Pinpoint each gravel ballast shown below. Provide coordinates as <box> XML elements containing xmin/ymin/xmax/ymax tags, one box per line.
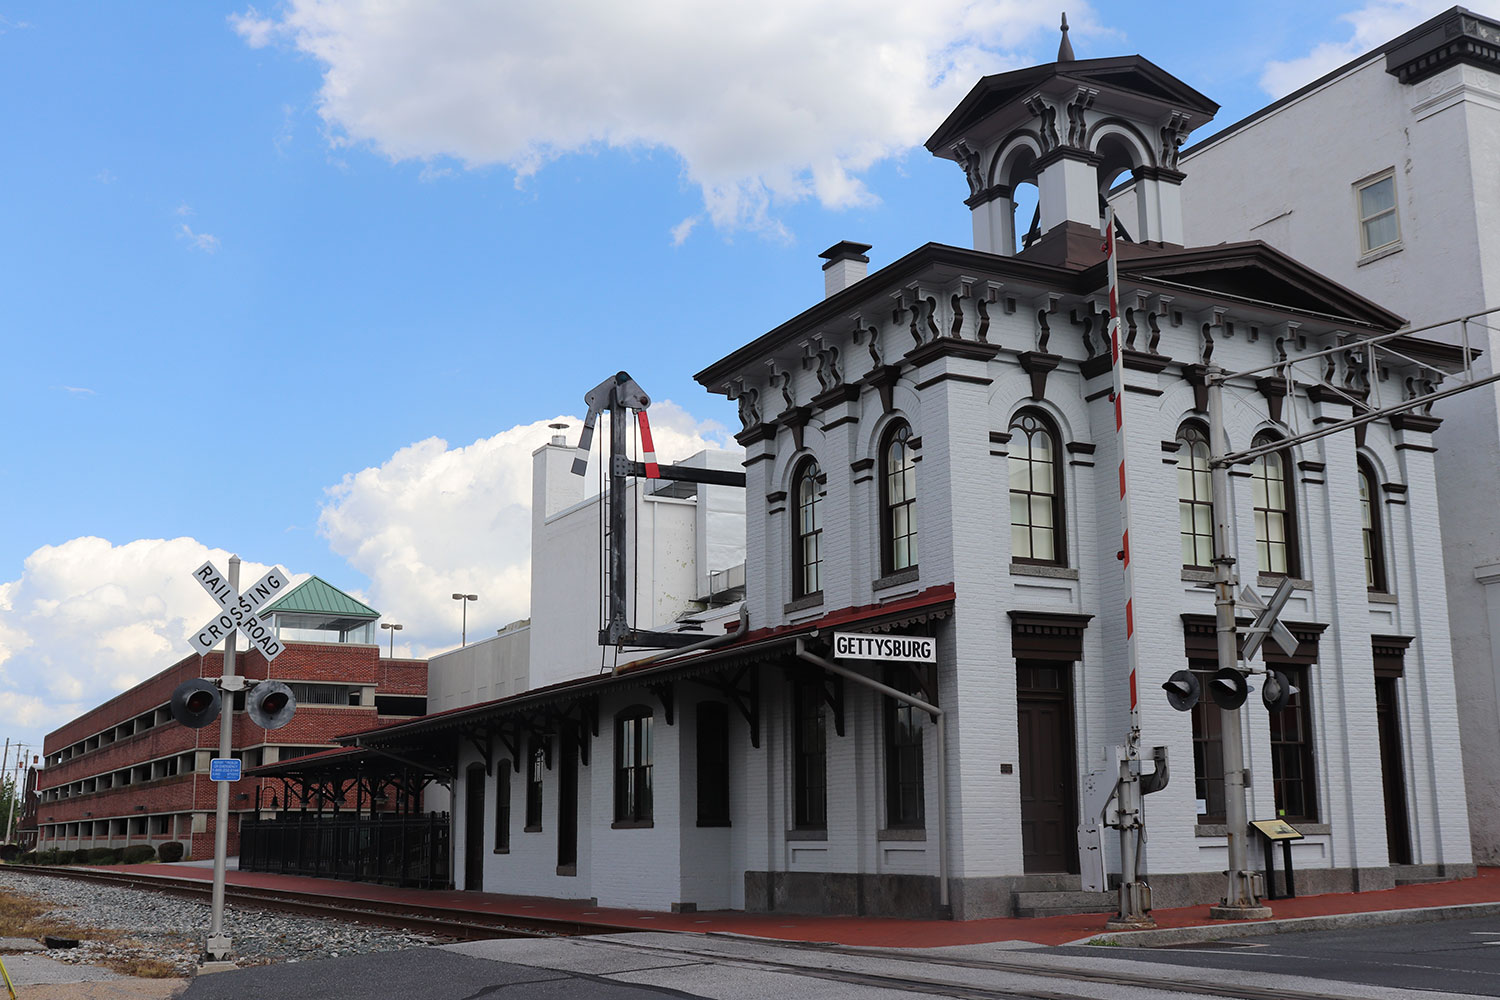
<box><xmin>0</xmin><ymin>868</ymin><xmax>452</xmax><ymax>975</ymax></box>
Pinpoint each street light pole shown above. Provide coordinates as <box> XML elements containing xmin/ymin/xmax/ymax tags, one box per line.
<box><xmin>451</xmin><ymin>593</ymin><xmax>477</xmax><ymax>646</ymax></box>
<box><xmin>380</xmin><ymin>622</ymin><xmax>403</xmax><ymax>658</ymax></box>
<box><xmin>1206</xmin><ymin>373</ymin><xmax>1271</xmax><ymax>919</ymax></box>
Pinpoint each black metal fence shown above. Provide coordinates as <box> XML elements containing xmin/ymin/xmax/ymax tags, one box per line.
<box><xmin>239</xmin><ymin>811</ymin><xmax>450</xmax><ymax>889</ymax></box>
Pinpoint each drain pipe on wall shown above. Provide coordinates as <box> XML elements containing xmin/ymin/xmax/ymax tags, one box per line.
<box><xmin>795</xmin><ymin>639</ymin><xmax>949</xmax><ymax>913</ymax></box>
<box><xmin>613</xmin><ymin>605</ymin><xmax>750</xmax><ymax>674</ymax></box>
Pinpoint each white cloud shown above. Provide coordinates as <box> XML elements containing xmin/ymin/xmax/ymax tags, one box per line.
<box><xmin>317</xmin><ymin>403</ymin><xmax>738</xmax><ymax>658</ymax></box>
<box><xmin>178</xmin><ymin>223</ymin><xmax>220</xmax><ymax>253</ymax></box>
<box><xmin>174</xmin><ymin>202</ymin><xmax>193</xmax><ymax>216</ymax></box>
<box><xmin>56</xmin><ymin>386</ymin><xmax>96</xmax><ymax>396</ymax></box>
<box><xmin>1259</xmin><ymin>1</ymin><xmax>1473</xmax><ymax>98</ymax></box>
<box><xmin>0</xmin><ymin>538</ymin><xmax>298</xmax><ymax>748</ymax></box>
<box><xmin>669</xmin><ymin>215</ymin><xmax>699</xmax><ymax>247</ymax></box>
<box><xmin>230</xmin><ymin>0</ymin><xmax>1094</xmax><ymax>234</ymax></box>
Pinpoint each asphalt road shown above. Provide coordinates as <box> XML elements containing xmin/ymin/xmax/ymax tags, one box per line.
<box><xmin>1046</xmin><ymin>915</ymin><xmax>1500</xmax><ymax>997</ymax></box>
<box><xmin>177</xmin><ymin>920</ymin><xmax>1500</xmax><ymax>999</ymax></box>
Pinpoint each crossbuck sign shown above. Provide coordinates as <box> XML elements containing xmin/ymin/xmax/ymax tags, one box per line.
<box><xmin>188</xmin><ymin>560</ymin><xmax>289</xmax><ymax>661</ymax></box>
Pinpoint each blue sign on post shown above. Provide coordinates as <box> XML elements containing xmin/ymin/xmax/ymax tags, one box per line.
<box><xmin>209</xmin><ymin>758</ymin><xmax>242</xmax><ymax>782</ymax></box>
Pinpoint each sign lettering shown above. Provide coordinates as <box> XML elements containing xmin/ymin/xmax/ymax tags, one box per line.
<box><xmin>188</xmin><ymin>561</ymin><xmax>289</xmax><ymax>661</ymax></box>
<box><xmin>831</xmin><ymin>632</ymin><xmax>936</xmax><ymax>663</ymax></box>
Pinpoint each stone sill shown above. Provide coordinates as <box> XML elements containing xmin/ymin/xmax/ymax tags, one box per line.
<box><xmin>784</xmin><ymin>829</ymin><xmax>828</xmax><ymax>842</ymax></box>
<box><xmin>877</xmin><ymin>828</ymin><xmax>927</xmax><ymax>842</ymax></box>
<box><xmin>873</xmin><ymin>568</ymin><xmax>920</xmax><ymax>592</ymax></box>
<box><xmin>1256</xmin><ymin>573</ymin><xmax>1313</xmax><ymax>590</ymax></box>
<box><xmin>783</xmin><ymin>594</ymin><xmax>824</xmax><ymax>615</ymax></box>
<box><xmin>1010</xmin><ymin>563</ymin><xmax>1079</xmax><ymax>580</ymax></box>
<box><xmin>1196</xmin><ymin>822</ymin><xmax>1331</xmax><ymax>837</ymax></box>
<box><xmin>1368</xmin><ymin>592</ymin><xmax>1398</xmax><ymax>605</ymax></box>
<box><xmin>1181</xmin><ymin>568</ymin><xmax>1215</xmax><ymax>583</ymax></box>
<box><xmin>1357</xmin><ymin>242</ymin><xmax>1404</xmax><ymax>267</ymax></box>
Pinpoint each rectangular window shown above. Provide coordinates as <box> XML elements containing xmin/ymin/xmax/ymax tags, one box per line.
<box><xmin>696</xmin><ymin>703</ymin><xmax>731</xmax><ymax>826</ymax></box>
<box><xmin>1269</xmin><ymin>665</ymin><xmax>1318</xmax><ymax>822</ymax></box>
<box><xmin>494</xmin><ymin>768</ymin><xmax>511</xmax><ymax>852</ymax></box>
<box><xmin>793</xmin><ymin>678</ymin><xmax>827</xmax><ymax>829</ymax></box>
<box><xmin>525</xmin><ymin>742</ymin><xmax>544</xmax><ymax>830</ymax></box>
<box><xmin>614</xmin><ymin>711</ymin><xmax>654</xmax><ymax>824</ymax></box>
<box><xmin>1356</xmin><ymin>171</ymin><xmax>1400</xmax><ymax>254</ymax></box>
<box><xmin>884</xmin><ymin>669</ymin><xmax>926</xmax><ymax>829</ymax></box>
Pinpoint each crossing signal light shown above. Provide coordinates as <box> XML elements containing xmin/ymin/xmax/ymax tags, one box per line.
<box><xmin>1162</xmin><ymin>670</ymin><xmax>1201</xmax><ymax>712</ymax></box>
<box><xmin>1261</xmin><ymin>669</ymin><xmax>1298</xmax><ymax>714</ymax></box>
<box><xmin>1209</xmin><ymin>667</ymin><xmax>1249</xmax><ymax>709</ymax></box>
<box><xmin>246</xmin><ymin>680</ymin><xmax>297</xmax><ymax>730</ymax></box>
<box><xmin>170</xmin><ymin>679</ymin><xmax>222</xmax><ymax>729</ymax></box>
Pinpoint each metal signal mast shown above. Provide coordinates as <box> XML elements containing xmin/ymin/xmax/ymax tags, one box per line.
<box><xmin>571</xmin><ymin>372</ymin><xmax>746</xmax><ymax>649</ymax></box>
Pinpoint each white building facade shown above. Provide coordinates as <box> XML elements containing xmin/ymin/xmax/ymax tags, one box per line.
<box><xmin>1117</xmin><ymin>6</ymin><xmax>1500</xmax><ymax>863</ymax></box>
<box><xmin>357</xmin><ymin>40</ymin><xmax>1474</xmax><ymax>919</ymax></box>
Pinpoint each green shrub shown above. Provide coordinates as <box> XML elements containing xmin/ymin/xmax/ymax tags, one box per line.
<box><xmin>86</xmin><ymin>848</ymin><xmax>121</xmax><ymax>864</ymax></box>
<box><xmin>157</xmin><ymin>841</ymin><xmax>185</xmax><ymax>863</ymax></box>
<box><xmin>70</xmin><ymin>849</ymin><xmax>91</xmax><ymax>864</ymax></box>
<box><xmin>0</xmin><ymin>844</ymin><xmax>19</xmax><ymax>862</ymax></box>
<box><xmin>18</xmin><ymin>852</ymin><xmax>38</xmax><ymax>865</ymax></box>
<box><xmin>34</xmin><ymin>849</ymin><xmax>59</xmax><ymax>865</ymax></box>
<box><xmin>120</xmin><ymin>845</ymin><xmax>157</xmax><ymax>865</ymax></box>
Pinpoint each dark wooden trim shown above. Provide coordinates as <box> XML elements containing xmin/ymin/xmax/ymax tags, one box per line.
<box><xmin>915</xmin><ymin>371</ymin><xmax>993</xmax><ymax>390</ymax></box>
<box><xmin>1009</xmin><ymin>610</ymin><xmax>1092</xmax><ymax>661</ymax></box>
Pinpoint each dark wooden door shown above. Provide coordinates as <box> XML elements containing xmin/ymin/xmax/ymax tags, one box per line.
<box><xmin>1375</xmin><ymin>676</ymin><xmax>1412</xmax><ymax>865</ymax></box>
<box><xmin>557</xmin><ymin>740</ymin><xmax>578</xmax><ymax>871</ymax></box>
<box><xmin>464</xmin><ymin>764</ymin><xmax>486</xmax><ymax>891</ymax></box>
<box><xmin>1017</xmin><ymin>661</ymin><xmax>1078</xmax><ymax>874</ymax></box>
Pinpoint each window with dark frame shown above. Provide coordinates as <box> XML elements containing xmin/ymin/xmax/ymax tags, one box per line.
<box><xmin>614</xmin><ymin>707</ymin><xmax>654</xmax><ymax>824</ymax></box>
<box><xmin>1177</xmin><ymin>424</ymin><xmax>1214</xmax><ymax>569</ymax></box>
<box><xmin>696</xmin><ymin>702</ymin><xmax>731</xmax><ymax>826</ymax></box>
<box><xmin>1187</xmin><ymin>660</ymin><xmax>1225</xmax><ymax>823</ymax></box>
<box><xmin>1359</xmin><ymin>460</ymin><xmax>1388</xmax><ymax>592</ymax></box>
<box><xmin>793</xmin><ymin>677</ymin><xmax>827</xmax><ymax>829</ymax></box>
<box><xmin>793</xmin><ymin>459</ymin><xmax>823</xmax><ymax>598</ymax></box>
<box><xmin>494</xmin><ymin>766</ymin><xmax>511</xmax><ymax>852</ymax></box>
<box><xmin>1251</xmin><ymin>434</ymin><xmax>1299</xmax><ymax>577</ymax></box>
<box><xmin>881</xmin><ymin>423</ymin><xmax>918</xmax><ymax>574</ymax></box>
<box><xmin>1008</xmin><ymin>410</ymin><xmax>1064</xmax><ymax>564</ymax></box>
<box><xmin>883</xmin><ymin>669</ymin><xmax>925</xmax><ymax>829</ymax></box>
<box><xmin>1269</xmin><ymin>664</ymin><xmax>1318</xmax><ymax>822</ymax></box>
<box><xmin>525</xmin><ymin>742</ymin><xmax>544</xmax><ymax>830</ymax></box>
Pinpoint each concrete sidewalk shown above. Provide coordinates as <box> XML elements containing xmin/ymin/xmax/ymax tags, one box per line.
<box><xmin>86</xmin><ymin>862</ymin><xmax>1500</xmax><ymax>949</ymax></box>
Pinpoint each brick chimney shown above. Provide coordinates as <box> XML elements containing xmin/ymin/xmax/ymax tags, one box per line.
<box><xmin>819</xmin><ymin>241</ymin><xmax>872</xmax><ymax>298</ymax></box>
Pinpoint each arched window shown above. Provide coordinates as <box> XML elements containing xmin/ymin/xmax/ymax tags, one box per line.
<box><xmin>614</xmin><ymin>706</ymin><xmax>654</xmax><ymax>825</ymax></box>
<box><xmin>1359</xmin><ymin>459</ymin><xmax>1387</xmax><ymax>592</ymax></box>
<box><xmin>1251</xmin><ymin>434</ymin><xmax>1299</xmax><ymax>577</ymax></box>
<box><xmin>881</xmin><ymin>423</ymin><xmax>918</xmax><ymax>574</ymax></box>
<box><xmin>1009</xmin><ymin>411</ymin><xmax>1064</xmax><ymax>564</ymax></box>
<box><xmin>793</xmin><ymin>459</ymin><xmax>823</xmax><ymax>598</ymax></box>
<box><xmin>1177</xmin><ymin>423</ymin><xmax>1214</xmax><ymax>569</ymax></box>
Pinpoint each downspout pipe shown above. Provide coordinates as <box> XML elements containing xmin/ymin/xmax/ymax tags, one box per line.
<box><xmin>613</xmin><ymin>604</ymin><xmax>750</xmax><ymax>674</ymax></box>
<box><xmin>795</xmin><ymin>640</ymin><xmax>949</xmax><ymax>914</ymax></box>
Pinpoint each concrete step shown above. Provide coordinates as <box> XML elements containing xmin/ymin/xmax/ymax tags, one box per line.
<box><xmin>1012</xmin><ymin>889</ymin><xmax>1115</xmax><ymax>918</ymax></box>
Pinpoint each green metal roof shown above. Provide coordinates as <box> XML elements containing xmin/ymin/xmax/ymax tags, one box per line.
<box><xmin>263</xmin><ymin>576</ymin><xmax>380</xmax><ymax>621</ymax></box>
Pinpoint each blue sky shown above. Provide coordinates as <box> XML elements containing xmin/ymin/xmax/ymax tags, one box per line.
<box><xmin>0</xmin><ymin>0</ymin><xmax>1478</xmax><ymax>750</ymax></box>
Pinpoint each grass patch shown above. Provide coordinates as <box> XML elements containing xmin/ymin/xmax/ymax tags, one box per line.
<box><xmin>1084</xmin><ymin>936</ymin><xmax>1121</xmax><ymax>946</ymax></box>
<box><xmin>0</xmin><ymin>887</ymin><xmax>186</xmax><ymax>979</ymax></box>
<box><xmin>108</xmin><ymin>954</ymin><xmax>180</xmax><ymax>979</ymax></box>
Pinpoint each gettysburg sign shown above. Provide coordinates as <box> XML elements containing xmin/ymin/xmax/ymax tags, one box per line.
<box><xmin>187</xmin><ymin>560</ymin><xmax>289</xmax><ymax>661</ymax></box>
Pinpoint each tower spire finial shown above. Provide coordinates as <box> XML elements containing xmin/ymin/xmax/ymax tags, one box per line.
<box><xmin>1058</xmin><ymin>12</ymin><xmax>1075</xmax><ymax>62</ymax></box>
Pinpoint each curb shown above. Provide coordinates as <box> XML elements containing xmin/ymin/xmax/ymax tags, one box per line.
<box><xmin>1064</xmin><ymin>900</ymin><xmax>1500</xmax><ymax>947</ymax></box>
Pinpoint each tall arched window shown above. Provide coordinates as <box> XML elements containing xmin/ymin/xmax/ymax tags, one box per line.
<box><xmin>1177</xmin><ymin>424</ymin><xmax>1214</xmax><ymax>569</ymax></box>
<box><xmin>881</xmin><ymin>423</ymin><xmax>918</xmax><ymax>574</ymax></box>
<box><xmin>1359</xmin><ymin>459</ymin><xmax>1387</xmax><ymax>592</ymax></box>
<box><xmin>1009</xmin><ymin>411</ymin><xmax>1064</xmax><ymax>564</ymax></box>
<box><xmin>793</xmin><ymin>459</ymin><xmax>823</xmax><ymax>598</ymax></box>
<box><xmin>1251</xmin><ymin>433</ymin><xmax>1299</xmax><ymax>577</ymax></box>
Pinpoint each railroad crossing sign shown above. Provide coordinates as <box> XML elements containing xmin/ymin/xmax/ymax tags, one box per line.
<box><xmin>1239</xmin><ymin>578</ymin><xmax>1300</xmax><ymax>661</ymax></box>
<box><xmin>188</xmin><ymin>560</ymin><xmax>289</xmax><ymax>661</ymax></box>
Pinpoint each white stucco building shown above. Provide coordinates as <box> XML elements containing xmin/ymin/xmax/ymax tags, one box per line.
<box><xmin>318</xmin><ymin>32</ymin><xmax>1475</xmax><ymax>918</ymax></box>
<box><xmin>1112</xmin><ymin>5</ymin><xmax>1500</xmax><ymax>863</ymax></box>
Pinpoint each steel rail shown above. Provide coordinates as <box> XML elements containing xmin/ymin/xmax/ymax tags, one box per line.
<box><xmin>12</xmin><ymin>866</ymin><xmax>607</xmax><ymax>940</ymax></box>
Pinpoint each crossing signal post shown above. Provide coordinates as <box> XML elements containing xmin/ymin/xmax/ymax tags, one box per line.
<box><xmin>173</xmin><ymin>555</ymin><xmax>298</xmax><ymax>970</ymax></box>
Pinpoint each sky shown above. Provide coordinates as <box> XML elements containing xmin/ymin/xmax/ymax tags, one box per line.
<box><xmin>0</xmin><ymin>0</ymin><xmax>1484</xmax><ymax>755</ymax></box>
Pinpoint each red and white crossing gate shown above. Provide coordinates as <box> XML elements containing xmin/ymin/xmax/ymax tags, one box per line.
<box><xmin>188</xmin><ymin>560</ymin><xmax>289</xmax><ymax>661</ymax></box>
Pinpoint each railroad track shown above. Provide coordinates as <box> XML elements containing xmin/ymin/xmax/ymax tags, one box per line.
<box><xmin>14</xmin><ymin>866</ymin><xmax>606</xmax><ymax>941</ymax></box>
<box><xmin>12</xmin><ymin>868</ymin><xmax>1402</xmax><ymax>999</ymax></box>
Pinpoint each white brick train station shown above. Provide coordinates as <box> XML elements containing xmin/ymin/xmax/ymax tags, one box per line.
<box><xmin>282</xmin><ymin>36</ymin><xmax>1476</xmax><ymax>919</ymax></box>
